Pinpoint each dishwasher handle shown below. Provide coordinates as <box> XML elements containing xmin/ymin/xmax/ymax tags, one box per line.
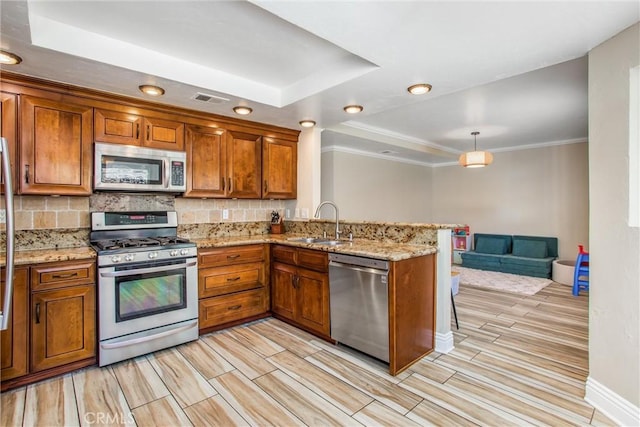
<box><xmin>329</xmin><ymin>260</ymin><xmax>389</xmax><ymax>276</ymax></box>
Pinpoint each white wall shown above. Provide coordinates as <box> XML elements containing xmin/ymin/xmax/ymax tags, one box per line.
<box><xmin>321</xmin><ymin>149</ymin><xmax>433</xmax><ymax>222</ymax></box>
<box><xmin>431</xmin><ymin>142</ymin><xmax>589</xmax><ymax>259</ymax></box>
<box><xmin>586</xmin><ymin>22</ymin><xmax>640</xmax><ymax>422</ymax></box>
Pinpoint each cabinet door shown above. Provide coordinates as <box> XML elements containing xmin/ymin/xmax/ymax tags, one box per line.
<box><xmin>0</xmin><ymin>91</ymin><xmax>18</xmax><ymax>194</ymax></box>
<box><xmin>1</xmin><ymin>268</ymin><xmax>29</xmax><ymax>380</ymax></box>
<box><xmin>271</xmin><ymin>262</ymin><xmax>296</xmax><ymax>321</ymax></box>
<box><xmin>20</xmin><ymin>96</ymin><xmax>93</xmax><ymax>195</ymax></box>
<box><xmin>184</xmin><ymin>124</ymin><xmax>226</xmax><ymax>198</ymax></box>
<box><xmin>295</xmin><ymin>267</ymin><xmax>330</xmax><ymax>337</ymax></box>
<box><xmin>143</xmin><ymin>117</ymin><xmax>185</xmax><ymax>151</ymax></box>
<box><xmin>227</xmin><ymin>130</ymin><xmax>261</xmax><ymax>198</ymax></box>
<box><xmin>263</xmin><ymin>137</ymin><xmax>297</xmax><ymax>199</ymax></box>
<box><xmin>94</xmin><ymin>109</ymin><xmax>143</xmax><ymax>145</ymax></box>
<box><xmin>31</xmin><ymin>285</ymin><xmax>96</xmax><ymax>372</ymax></box>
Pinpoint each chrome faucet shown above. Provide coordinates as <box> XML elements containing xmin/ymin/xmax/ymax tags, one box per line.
<box><xmin>314</xmin><ymin>201</ymin><xmax>341</xmax><ymax>240</ymax></box>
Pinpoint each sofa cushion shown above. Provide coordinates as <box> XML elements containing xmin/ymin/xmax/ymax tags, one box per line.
<box><xmin>460</xmin><ymin>252</ymin><xmax>503</xmax><ymax>266</ymax></box>
<box><xmin>500</xmin><ymin>255</ymin><xmax>554</xmax><ymax>268</ymax></box>
<box><xmin>475</xmin><ymin>237</ymin><xmax>508</xmax><ymax>255</ymax></box>
<box><xmin>512</xmin><ymin>239</ymin><xmax>548</xmax><ymax>258</ymax></box>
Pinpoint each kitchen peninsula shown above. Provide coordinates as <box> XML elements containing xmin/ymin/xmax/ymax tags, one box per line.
<box><xmin>1</xmin><ymin>219</ymin><xmax>457</xmax><ymax>387</ymax></box>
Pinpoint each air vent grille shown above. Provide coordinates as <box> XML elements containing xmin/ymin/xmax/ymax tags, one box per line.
<box><xmin>191</xmin><ymin>92</ymin><xmax>230</xmax><ymax>104</ymax></box>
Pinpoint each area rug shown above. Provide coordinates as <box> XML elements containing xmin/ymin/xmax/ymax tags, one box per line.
<box><xmin>451</xmin><ymin>266</ymin><xmax>552</xmax><ymax>296</ymax></box>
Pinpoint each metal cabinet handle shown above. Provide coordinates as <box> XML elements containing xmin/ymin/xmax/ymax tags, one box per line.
<box><xmin>226</xmin><ymin>276</ymin><xmax>241</xmax><ymax>282</ymax></box>
<box><xmin>228</xmin><ymin>177</ymin><xmax>232</xmax><ymax>193</ymax></box>
<box><xmin>52</xmin><ymin>272</ymin><xmax>78</xmax><ymax>279</ymax></box>
<box><xmin>24</xmin><ymin>164</ymin><xmax>29</xmax><ymax>184</ymax></box>
<box><xmin>146</xmin><ymin>125</ymin><xmax>150</xmax><ymax>140</ymax></box>
<box><xmin>35</xmin><ymin>303</ymin><xmax>40</xmax><ymax>324</ymax></box>
<box><xmin>136</xmin><ymin>123</ymin><xmax>140</xmax><ymax>139</ymax></box>
<box><xmin>227</xmin><ymin>304</ymin><xmax>241</xmax><ymax>311</ymax></box>
<box><xmin>264</xmin><ymin>180</ymin><xmax>267</xmax><ymax>193</ymax></box>
<box><xmin>293</xmin><ymin>275</ymin><xmax>299</xmax><ymax>289</ymax></box>
<box><xmin>222</xmin><ymin>177</ymin><xmax>225</xmax><ymax>191</ymax></box>
<box><xmin>227</xmin><ymin>254</ymin><xmax>240</xmax><ymax>260</ymax></box>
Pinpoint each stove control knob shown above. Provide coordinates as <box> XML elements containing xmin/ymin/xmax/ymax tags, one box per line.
<box><xmin>111</xmin><ymin>255</ymin><xmax>121</xmax><ymax>263</ymax></box>
<box><xmin>180</xmin><ymin>249</ymin><xmax>190</xmax><ymax>256</ymax></box>
<box><xmin>148</xmin><ymin>252</ymin><xmax>158</xmax><ymax>259</ymax></box>
<box><xmin>124</xmin><ymin>254</ymin><xmax>135</xmax><ymax>262</ymax></box>
<box><xmin>170</xmin><ymin>250</ymin><xmax>178</xmax><ymax>257</ymax></box>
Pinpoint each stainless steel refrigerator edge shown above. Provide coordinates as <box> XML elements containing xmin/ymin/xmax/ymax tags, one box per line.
<box><xmin>0</xmin><ymin>136</ymin><xmax>15</xmax><ymax>331</ymax></box>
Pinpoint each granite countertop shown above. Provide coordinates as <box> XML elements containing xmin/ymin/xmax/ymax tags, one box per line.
<box><xmin>1</xmin><ymin>246</ymin><xmax>97</xmax><ymax>267</ymax></box>
<box><xmin>193</xmin><ymin>234</ymin><xmax>437</xmax><ymax>261</ymax></box>
<box><xmin>0</xmin><ymin>233</ymin><xmax>438</xmax><ymax>268</ymax></box>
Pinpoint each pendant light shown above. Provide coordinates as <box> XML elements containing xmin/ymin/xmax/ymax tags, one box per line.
<box><xmin>459</xmin><ymin>131</ymin><xmax>493</xmax><ymax>168</ymax></box>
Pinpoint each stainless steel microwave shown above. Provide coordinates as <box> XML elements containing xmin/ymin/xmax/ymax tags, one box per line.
<box><xmin>94</xmin><ymin>142</ymin><xmax>186</xmax><ymax>193</ymax></box>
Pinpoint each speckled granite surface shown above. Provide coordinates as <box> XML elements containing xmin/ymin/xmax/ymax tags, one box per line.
<box><xmin>0</xmin><ymin>219</ymin><xmax>457</xmax><ymax>266</ymax></box>
<box><xmin>193</xmin><ymin>234</ymin><xmax>437</xmax><ymax>261</ymax></box>
<box><xmin>1</xmin><ymin>247</ymin><xmax>96</xmax><ymax>266</ymax></box>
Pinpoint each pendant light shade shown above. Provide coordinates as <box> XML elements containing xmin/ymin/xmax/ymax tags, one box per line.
<box><xmin>459</xmin><ymin>131</ymin><xmax>493</xmax><ymax>168</ymax></box>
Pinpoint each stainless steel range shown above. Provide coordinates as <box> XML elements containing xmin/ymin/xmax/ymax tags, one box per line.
<box><xmin>90</xmin><ymin>211</ymin><xmax>198</xmax><ymax>366</ymax></box>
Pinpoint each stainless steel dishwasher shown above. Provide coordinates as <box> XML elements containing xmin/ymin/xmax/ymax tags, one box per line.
<box><xmin>328</xmin><ymin>253</ymin><xmax>390</xmax><ymax>362</ymax></box>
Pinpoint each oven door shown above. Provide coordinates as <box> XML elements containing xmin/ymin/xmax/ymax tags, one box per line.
<box><xmin>98</xmin><ymin>257</ymin><xmax>198</xmax><ymax>341</ymax></box>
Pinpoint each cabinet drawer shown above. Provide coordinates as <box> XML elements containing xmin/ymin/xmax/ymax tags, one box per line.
<box><xmin>199</xmin><ymin>289</ymin><xmax>267</xmax><ymax>329</ymax></box>
<box><xmin>199</xmin><ymin>263</ymin><xmax>264</xmax><ymax>298</ymax></box>
<box><xmin>199</xmin><ymin>245</ymin><xmax>265</xmax><ymax>268</ymax></box>
<box><xmin>31</xmin><ymin>261</ymin><xmax>95</xmax><ymax>291</ymax></box>
<box><xmin>298</xmin><ymin>248</ymin><xmax>328</xmax><ymax>272</ymax></box>
<box><xmin>272</xmin><ymin>245</ymin><xmax>297</xmax><ymax>265</ymax></box>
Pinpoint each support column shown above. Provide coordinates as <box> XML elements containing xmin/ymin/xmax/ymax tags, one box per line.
<box><xmin>435</xmin><ymin>228</ymin><xmax>454</xmax><ymax>353</ymax></box>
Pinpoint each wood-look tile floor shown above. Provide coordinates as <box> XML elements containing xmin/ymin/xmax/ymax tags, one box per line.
<box><xmin>2</xmin><ymin>283</ymin><xmax>615</xmax><ymax>426</ymax></box>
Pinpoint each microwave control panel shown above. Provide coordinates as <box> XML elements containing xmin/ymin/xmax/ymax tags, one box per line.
<box><xmin>171</xmin><ymin>161</ymin><xmax>184</xmax><ymax>186</ymax></box>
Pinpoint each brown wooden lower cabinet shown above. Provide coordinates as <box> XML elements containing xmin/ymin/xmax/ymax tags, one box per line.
<box><xmin>1</xmin><ymin>267</ymin><xmax>29</xmax><ymax>381</ymax></box>
<box><xmin>389</xmin><ymin>254</ymin><xmax>436</xmax><ymax>375</ymax></box>
<box><xmin>0</xmin><ymin>260</ymin><xmax>97</xmax><ymax>391</ymax></box>
<box><xmin>30</xmin><ymin>285</ymin><xmax>96</xmax><ymax>372</ymax></box>
<box><xmin>271</xmin><ymin>246</ymin><xmax>330</xmax><ymax>339</ymax></box>
<box><xmin>197</xmin><ymin>245</ymin><xmax>270</xmax><ymax>334</ymax></box>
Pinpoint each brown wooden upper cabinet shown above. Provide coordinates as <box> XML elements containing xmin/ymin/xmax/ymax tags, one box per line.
<box><xmin>263</xmin><ymin>137</ymin><xmax>297</xmax><ymax>199</ymax></box>
<box><xmin>227</xmin><ymin>130</ymin><xmax>262</xmax><ymax>199</ymax></box>
<box><xmin>0</xmin><ymin>91</ymin><xmax>18</xmax><ymax>194</ymax></box>
<box><xmin>95</xmin><ymin>108</ymin><xmax>185</xmax><ymax>151</ymax></box>
<box><xmin>20</xmin><ymin>95</ymin><xmax>93</xmax><ymax>195</ymax></box>
<box><xmin>184</xmin><ymin>126</ymin><xmax>262</xmax><ymax>199</ymax></box>
<box><xmin>184</xmin><ymin>124</ymin><xmax>227</xmax><ymax>198</ymax></box>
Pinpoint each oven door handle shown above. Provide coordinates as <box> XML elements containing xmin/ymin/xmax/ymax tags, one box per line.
<box><xmin>100</xmin><ymin>261</ymin><xmax>197</xmax><ymax>277</ymax></box>
<box><xmin>100</xmin><ymin>320</ymin><xmax>198</xmax><ymax>349</ymax></box>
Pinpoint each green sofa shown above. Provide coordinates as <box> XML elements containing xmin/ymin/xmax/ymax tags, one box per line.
<box><xmin>460</xmin><ymin>233</ymin><xmax>558</xmax><ymax>278</ymax></box>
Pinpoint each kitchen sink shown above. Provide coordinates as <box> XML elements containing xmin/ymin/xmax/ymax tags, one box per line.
<box><xmin>286</xmin><ymin>237</ymin><xmax>348</xmax><ymax>246</ymax></box>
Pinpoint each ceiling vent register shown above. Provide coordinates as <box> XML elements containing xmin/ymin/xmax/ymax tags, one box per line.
<box><xmin>191</xmin><ymin>92</ymin><xmax>229</xmax><ymax>104</ymax></box>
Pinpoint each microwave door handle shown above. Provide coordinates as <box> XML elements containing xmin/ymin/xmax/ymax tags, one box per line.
<box><xmin>100</xmin><ymin>261</ymin><xmax>197</xmax><ymax>278</ymax></box>
<box><xmin>164</xmin><ymin>159</ymin><xmax>170</xmax><ymax>188</ymax></box>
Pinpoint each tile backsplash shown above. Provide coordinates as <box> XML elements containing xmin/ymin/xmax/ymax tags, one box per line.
<box><xmin>2</xmin><ymin>194</ymin><xmax>286</xmax><ymax>231</ymax></box>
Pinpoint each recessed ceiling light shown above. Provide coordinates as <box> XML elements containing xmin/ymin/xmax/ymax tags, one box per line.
<box><xmin>139</xmin><ymin>85</ymin><xmax>165</xmax><ymax>96</ymax></box>
<box><xmin>299</xmin><ymin>120</ymin><xmax>316</xmax><ymax>128</ymax></box>
<box><xmin>0</xmin><ymin>50</ymin><xmax>22</xmax><ymax>65</ymax></box>
<box><xmin>407</xmin><ymin>83</ymin><xmax>432</xmax><ymax>95</ymax></box>
<box><xmin>343</xmin><ymin>105</ymin><xmax>363</xmax><ymax>114</ymax></box>
<box><xmin>233</xmin><ymin>106</ymin><xmax>253</xmax><ymax>115</ymax></box>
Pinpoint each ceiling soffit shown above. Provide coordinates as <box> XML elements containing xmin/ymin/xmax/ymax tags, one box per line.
<box><xmin>26</xmin><ymin>0</ymin><xmax>378</xmax><ymax>107</ymax></box>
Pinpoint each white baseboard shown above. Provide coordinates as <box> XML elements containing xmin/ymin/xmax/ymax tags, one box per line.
<box><xmin>585</xmin><ymin>376</ymin><xmax>640</xmax><ymax>426</ymax></box>
<box><xmin>435</xmin><ymin>331</ymin><xmax>454</xmax><ymax>354</ymax></box>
